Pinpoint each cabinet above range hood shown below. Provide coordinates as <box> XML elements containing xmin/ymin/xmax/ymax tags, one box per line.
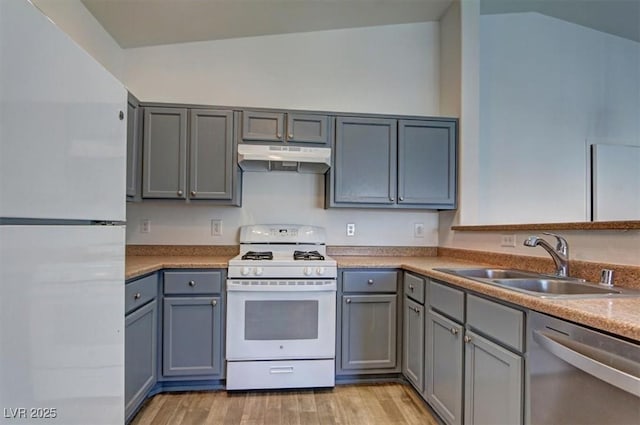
<box><xmin>237</xmin><ymin>144</ymin><xmax>331</xmax><ymax>173</ymax></box>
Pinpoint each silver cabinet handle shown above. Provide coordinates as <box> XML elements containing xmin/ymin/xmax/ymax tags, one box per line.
<box><xmin>211</xmin><ymin>299</ymin><xmax>217</xmax><ymax>306</ymax></box>
<box><xmin>134</xmin><ymin>292</ymin><xmax>141</xmax><ymax>300</ymax></box>
<box><xmin>409</xmin><ymin>284</ymin><xmax>414</xmax><ymax>291</ymax></box>
<box><xmin>412</xmin><ymin>307</ymin><xmax>420</xmax><ymax>314</ymax></box>
<box><xmin>390</xmin><ymin>197</ymin><xmax>395</xmax><ymax>201</ymax></box>
<box><xmin>399</xmin><ymin>196</ymin><xmax>404</xmax><ymax>201</ymax></box>
<box><xmin>276</xmin><ymin>133</ymin><xmax>282</xmax><ymax>139</ymax></box>
<box><xmin>367</xmin><ymin>279</ymin><xmax>374</xmax><ymax>284</ymax></box>
<box><xmin>464</xmin><ymin>335</ymin><xmax>472</xmax><ymax>343</ymax></box>
<box><xmin>188</xmin><ymin>280</ymin><xmax>196</xmax><ymax>287</ymax></box>
<box><xmin>190</xmin><ymin>191</ymin><xmax>196</xmax><ymax>196</ymax></box>
<box><xmin>177</xmin><ymin>190</ymin><xmax>183</xmax><ymax>196</ymax></box>
<box><xmin>346</xmin><ymin>298</ymin><xmax>351</xmax><ymax>304</ymax></box>
<box><xmin>450</xmin><ymin>328</ymin><xmax>458</xmax><ymax>335</ymax></box>
<box><xmin>288</xmin><ymin>133</ymin><xmax>293</xmax><ymax>139</ymax></box>
<box><xmin>119</xmin><ymin>110</ymin><xmax>124</xmax><ymax>120</ymax></box>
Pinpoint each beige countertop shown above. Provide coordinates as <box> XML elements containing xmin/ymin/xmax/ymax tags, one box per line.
<box><xmin>125</xmin><ymin>254</ymin><xmax>640</xmax><ymax>342</ymax></box>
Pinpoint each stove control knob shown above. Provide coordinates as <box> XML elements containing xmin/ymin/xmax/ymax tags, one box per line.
<box><xmin>316</xmin><ymin>267</ymin><xmax>325</xmax><ymax>276</ymax></box>
<box><xmin>254</xmin><ymin>267</ymin><xmax>263</xmax><ymax>276</ymax></box>
<box><xmin>241</xmin><ymin>267</ymin><xmax>250</xmax><ymax>276</ymax></box>
<box><xmin>304</xmin><ymin>267</ymin><xmax>313</xmax><ymax>276</ymax></box>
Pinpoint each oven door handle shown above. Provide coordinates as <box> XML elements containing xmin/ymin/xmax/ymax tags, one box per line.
<box><xmin>269</xmin><ymin>366</ymin><xmax>294</xmax><ymax>374</ymax></box>
<box><xmin>533</xmin><ymin>330</ymin><xmax>640</xmax><ymax>397</ymax></box>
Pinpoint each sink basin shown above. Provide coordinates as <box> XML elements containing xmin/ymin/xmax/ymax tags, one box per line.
<box><xmin>491</xmin><ymin>278</ymin><xmax>621</xmax><ymax>296</ymax></box>
<box><xmin>434</xmin><ymin>267</ymin><xmax>640</xmax><ymax>298</ymax></box>
<box><xmin>437</xmin><ymin>268</ymin><xmax>539</xmax><ymax>280</ymax></box>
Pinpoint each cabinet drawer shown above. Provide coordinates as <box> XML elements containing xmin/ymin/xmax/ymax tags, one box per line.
<box><xmin>403</xmin><ymin>272</ymin><xmax>425</xmax><ymax>304</ymax></box>
<box><xmin>164</xmin><ymin>271</ymin><xmax>222</xmax><ymax>295</ymax></box>
<box><xmin>125</xmin><ymin>273</ymin><xmax>157</xmax><ymax>314</ymax></box>
<box><xmin>429</xmin><ymin>280</ymin><xmax>464</xmax><ymax>322</ymax></box>
<box><xmin>343</xmin><ymin>271</ymin><xmax>397</xmax><ymax>293</ymax></box>
<box><xmin>467</xmin><ymin>294</ymin><xmax>524</xmax><ymax>352</ymax></box>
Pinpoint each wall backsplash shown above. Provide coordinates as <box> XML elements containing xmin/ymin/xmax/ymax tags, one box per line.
<box><xmin>126</xmin><ymin>172</ymin><xmax>439</xmax><ymax>246</ymax></box>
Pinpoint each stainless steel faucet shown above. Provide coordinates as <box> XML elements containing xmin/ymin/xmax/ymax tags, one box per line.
<box><xmin>523</xmin><ymin>232</ymin><xmax>569</xmax><ymax>277</ymax></box>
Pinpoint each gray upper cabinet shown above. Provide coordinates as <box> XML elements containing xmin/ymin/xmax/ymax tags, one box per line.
<box><xmin>189</xmin><ymin>110</ymin><xmax>234</xmax><ymax>200</ymax></box>
<box><xmin>241</xmin><ymin>111</ymin><xmax>284</xmax><ymax>143</ymax></box>
<box><xmin>126</xmin><ymin>93</ymin><xmax>142</xmax><ymax>200</ymax></box>
<box><xmin>142</xmin><ymin>106</ymin><xmax>239</xmax><ymax>204</ymax></box>
<box><xmin>398</xmin><ymin>120</ymin><xmax>456</xmax><ymax>207</ymax></box>
<box><xmin>286</xmin><ymin>113</ymin><xmax>330</xmax><ymax>144</ymax></box>
<box><xmin>142</xmin><ymin>107</ymin><xmax>188</xmax><ymax>199</ymax></box>
<box><xmin>332</xmin><ymin>117</ymin><xmax>398</xmax><ymax>205</ymax></box>
<box><xmin>241</xmin><ymin>111</ymin><xmax>330</xmax><ymax>146</ymax></box>
<box><xmin>328</xmin><ymin>117</ymin><xmax>457</xmax><ymax>209</ymax></box>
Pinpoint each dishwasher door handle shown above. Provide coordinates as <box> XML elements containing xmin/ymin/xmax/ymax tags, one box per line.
<box><xmin>534</xmin><ymin>330</ymin><xmax>640</xmax><ymax>397</ymax></box>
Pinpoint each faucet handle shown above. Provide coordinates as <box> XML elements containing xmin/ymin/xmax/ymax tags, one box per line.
<box><xmin>542</xmin><ymin>232</ymin><xmax>568</xmax><ymax>254</ymax></box>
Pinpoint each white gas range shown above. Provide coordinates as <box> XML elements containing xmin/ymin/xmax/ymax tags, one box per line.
<box><xmin>226</xmin><ymin>225</ymin><xmax>337</xmax><ymax>391</ymax></box>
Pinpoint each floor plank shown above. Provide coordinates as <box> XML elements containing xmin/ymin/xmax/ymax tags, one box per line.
<box><xmin>131</xmin><ymin>383</ymin><xmax>440</xmax><ymax>425</ymax></box>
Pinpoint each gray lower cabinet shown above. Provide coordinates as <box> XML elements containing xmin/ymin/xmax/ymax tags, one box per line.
<box><xmin>425</xmin><ymin>309</ymin><xmax>464</xmax><ymax>425</ymax></box>
<box><xmin>126</xmin><ymin>93</ymin><xmax>142</xmax><ymax>200</ymax></box>
<box><xmin>161</xmin><ymin>270</ymin><xmax>224</xmax><ymax>378</ymax></box>
<box><xmin>425</xmin><ymin>279</ymin><xmax>525</xmax><ymax>425</ymax></box>
<box><xmin>241</xmin><ymin>111</ymin><xmax>330</xmax><ymax>145</ymax></box>
<box><xmin>328</xmin><ymin>117</ymin><xmax>457</xmax><ymax>209</ymax></box>
<box><xmin>337</xmin><ymin>269</ymin><xmax>400</xmax><ymax>375</ymax></box>
<box><xmin>464</xmin><ymin>330</ymin><xmax>523</xmax><ymax>425</ymax></box>
<box><xmin>402</xmin><ymin>271</ymin><xmax>426</xmax><ymax>392</ymax></box>
<box><xmin>143</xmin><ymin>106</ymin><xmax>239</xmax><ymax>204</ymax></box>
<box><xmin>124</xmin><ymin>273</ymin><xmax>158</xmax><ymax>421</ymax></box>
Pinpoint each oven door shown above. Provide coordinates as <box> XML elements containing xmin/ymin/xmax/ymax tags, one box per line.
<box><xmin>226</xmin><ymin>284</ymin><xmax>336</xmax><ymax>361</ymax></box>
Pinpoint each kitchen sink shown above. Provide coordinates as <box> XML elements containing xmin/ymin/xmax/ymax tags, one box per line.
<box><xmin>434</xmin><ymin>268</ymin><xmax>640</xmax><ymax>298</ymax></box>
<box><xmin>491</xmin><ymin>278</ymin><xmax>621</xmax><ymax>296</ymax></box>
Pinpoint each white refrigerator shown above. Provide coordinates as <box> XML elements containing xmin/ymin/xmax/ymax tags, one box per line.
<box><xmin>1</xmin><ymin>1</ymin><xmax>126</xmax><ymax>424</ymax></box>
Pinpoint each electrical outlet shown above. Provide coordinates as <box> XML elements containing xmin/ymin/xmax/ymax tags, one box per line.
<box><xmin>211</xmin><ymin>219</ymin><xmax>222</xmax><ymax>236</ymax></box>
<box><xmin>500</xmin><ymin>234</ymin><xmax>516</xmax><ymax>247</ymax></box>
<box><xmin>346</xmin><ymin>223</ymin><xmax>355</xmax><ymax>237</ymax></box>
<box><xmin>414</xmin><ymin>223</ymin><xmax>425</xmax><ymax>238</ymax></box>
<box><xmin>140</xmin><ymin>219</ymin><xmax>151</xmax><ymax>233</ymax></box>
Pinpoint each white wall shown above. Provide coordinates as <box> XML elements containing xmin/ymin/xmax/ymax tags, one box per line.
<box><xmin>124</xmin><ymin>23</ymin><xmax>442</xmax><ymax>246</ymax></box>
<box><xmin>123</xmin><ymin>22</ymin><xmax>440</xmax><ymax>115</ymax></box>
<box><xmin>476</xmin><ymin>12</ymin><xmax>640</xmax><ymax>224</ymax></box>
<box><xmin>126</xmin><ymin>173</ymin><xmax>439</xmax><ymax>246</ymax></box>
<box><xmin>31</xmin><ymin>0</ymin><xmax>124</xmax><ymax>80</ymax></box>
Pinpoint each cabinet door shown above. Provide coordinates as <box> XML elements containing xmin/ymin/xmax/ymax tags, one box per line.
<box><xmin>126</xmin><ymin>93</ymin><xmax>141</xmax><ymax>199</ymax></box>
<box><xmin>425</xmin><ymin>310</ymin><xmax>464</xmax><ymax>425</ymax></box>
<box><xmin>241</xmin><ymin>111</ymin><xmax>284</xmax><ymax>142</ymax></box>
<box><xmin>163</xmin><ymin>297</ymin><xmax>222</xmax><ymax>377</ymax></box>
<box><xmin>189</xmin><ymin>110</ymin><xmax>234</xmax><ymax>200</ymax></box>
<box><xmin>125</xmin><ymin>300</ymin><xmax>157</xmax><ymax>420</ymax></box>
<box><xmin>398</xmin><ymin>120</ymin><xmax>456</xmax><ymax>207</ymax></box>
<box><xmin>403</xmin><ymin>297</ymin><xmax>424</xmax><ymax>392</ymax></box>
<box><xmin>464</xmin><ymin>330</ymin><xmax>523</xmax><ymax>425</ymax></box>
<box><xmin>333</xmin><ymin>117</ymin><xmax>397</xmax><ymax>205</ymax></box>
<box><xmin>143</xmin><ymin>107</ymin><xmax>188</xmax><ymax>198</ymax></box>
<box><xmin>286</xmin><ymin>113</ymin><xmax>330</xmax><ymax>145</ymax></box>
<box><xmin>341</xmin><ymin>294</ymin><xmax>397</xmax><ymax>371</ymax></box>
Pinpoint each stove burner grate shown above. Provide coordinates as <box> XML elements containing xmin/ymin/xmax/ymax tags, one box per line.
<box><xmin>241</xmin><ymin>251</ymin><xmax>273</xmax><ymax>260</ymax></box>
<box><xmin>293</xmin><ymin>250</ymin><xmax>325</xmax><ymax>261</ymax></box>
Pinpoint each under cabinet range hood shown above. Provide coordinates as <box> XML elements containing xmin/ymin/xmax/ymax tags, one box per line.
<box><xmin>237</xmin><ymin>144</ymin><xmax>331</xmax><ymax>173</ymax></box>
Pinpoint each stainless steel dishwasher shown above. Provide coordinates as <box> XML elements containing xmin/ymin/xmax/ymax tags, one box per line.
<box><xmin>528</xmin><ymin>312</ymin><xmax>640</xmax><ymax>425</ymax></box>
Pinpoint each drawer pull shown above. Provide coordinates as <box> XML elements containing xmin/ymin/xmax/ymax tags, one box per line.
<box><xmin>411</xmin><ymin>307</ymin><xmax>420</xmax><ymax>314</ymax></box>
<box><xmin>450</xmin><ymin>328</ymin><xmax>459</xmax><ymax>336</ymax></box>
<box><xmin>367</xmin><ymin>279</ymin><xmax>374</xmax><ymax>285</ymax></box>
<box><xmin>188</xmin><ymin>280</ymin><xmax>196</xmax><ymax>287</ymax></box>
<box><xmin>270</xmin><ymin>366</ymin><xmax>294</xmax><ymax>374</ymax></box>
<box><xmin>211</xmin><ymin>299</ymin><xmax>217</xmax><ymax>306</ymax></box>
<box><xmin>346</xmin><ymin>298</ymin><xmax>351</xmax><ymax>304</ymax></box>
<box><xmin>409</xmin><ymin>284</ymin><xmax>414</xmax><ymax>291</ymax></box>
<box><xmin>464</xmin><ymin>335</ymin><xmax>472</xmax><ymax>343</ymax></box>
<box><xmin>133</xmin><ymin>292</ymin><xmax>141</xmax><ymax>300</ymax></box>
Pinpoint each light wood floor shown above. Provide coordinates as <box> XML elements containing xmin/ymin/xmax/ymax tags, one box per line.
<box><xmin>130</xmin><ymin>383</ymin><xmax>440</xmax><ymax>425</ymax></box>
